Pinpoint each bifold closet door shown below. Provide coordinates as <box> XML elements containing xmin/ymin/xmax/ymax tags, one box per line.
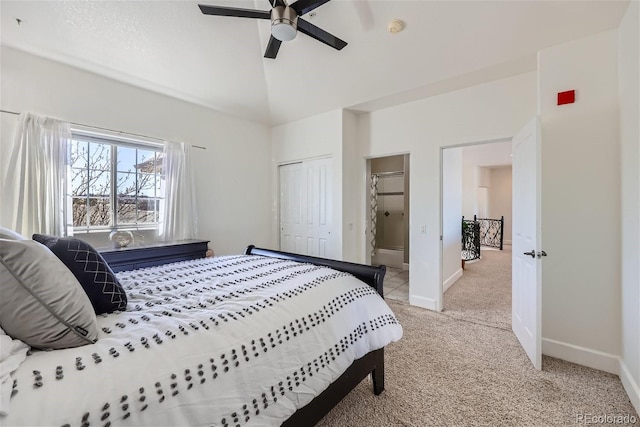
<box><xmin>279</xmin><ymin>158</ymin><xmax>332</xmax><ymax>258</ymax></box>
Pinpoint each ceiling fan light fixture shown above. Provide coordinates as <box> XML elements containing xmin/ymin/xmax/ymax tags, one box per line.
<box><xmin>272</xmin><ymin>21</ymin><xmax>297</xmax><ymax>41</ymax></box>
<box><xmin>271</xmin><ymin>6</ymin><xmax>298</xmax><ymax>41</ymax></box>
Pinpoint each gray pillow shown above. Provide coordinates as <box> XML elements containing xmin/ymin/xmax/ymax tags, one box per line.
<box><xmin>0</xmin><ymin>227</ymin><xmax>27</xmax><ymax>240</ymax></box>
<box><xmin>0</xmin><ymin>239</ymin><xmax>98</xmax><ymax>349</ymax></box>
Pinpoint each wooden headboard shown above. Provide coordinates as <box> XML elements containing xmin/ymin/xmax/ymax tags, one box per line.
<box><xmin>244</xmin><ymin>245</ymin><xmax>386</xmax><ymax>298</ymax></box>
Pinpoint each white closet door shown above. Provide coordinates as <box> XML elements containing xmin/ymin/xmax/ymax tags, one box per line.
<box><xmin>279</xmin><ymin>162</ymin><xmax>302</xmax><ymax>254</ymax></box>
<box><xmin>279</xmin><ymin>158</ymin><xmax>332</xmax><ymax>257</ymax></box>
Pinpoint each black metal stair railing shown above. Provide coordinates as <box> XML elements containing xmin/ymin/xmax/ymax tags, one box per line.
<box><xmin>461</xmin><ymin>215</ymin><xmax>505</xmax><ymax>262</ymax></box>
<box><xmin>461</xmin><ymin>217</ymin><xmax>481</xmax><ymax>261</ymax></box>
<box><xmin>474</xmin><ymin>215</ymin><xmax>505</xmax><ymax>250</ymax></box>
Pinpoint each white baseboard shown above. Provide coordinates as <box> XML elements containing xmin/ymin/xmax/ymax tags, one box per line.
<box><xmin>620</xmin><ymin>359</ymin><xmax>640</xmax><ymax>414</ymax></box>
<box><xmin>542</xmin><ymin>339</ymin><xmax>639</xmax><ymax>413</ymax></box>
<box><xmin>443</xmin><ymin>268</ymin><xmax>463</xmax><ymax>293</ymax></box>
<box><xmin>402</xmin><ymin>263</ymin><xmax>409</xmax><ymax>271</ymax></box>
<box><xmin>542</xmin><ymin>338</ymin><xmax>619</xmax><ymax>374</ymax></box>
<box><xmin>409</xmin><ymin>295</ymin><xmax>437</xmax><ymax>311</ymax></box>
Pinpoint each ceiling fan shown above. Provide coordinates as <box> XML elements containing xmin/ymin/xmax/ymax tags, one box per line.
<box><xmin>198</xmin><ymin>0</ymin><xmax>347</xmax><ymax>59</ymax></box>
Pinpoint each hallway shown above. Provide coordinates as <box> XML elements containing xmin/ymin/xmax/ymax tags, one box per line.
<box><xmin>443</xmin><ymin>247</ymin><xmax>512</xmax><ymax>330</ymax></box>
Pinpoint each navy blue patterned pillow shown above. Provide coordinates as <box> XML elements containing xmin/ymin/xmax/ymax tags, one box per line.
<box><xmin>32</xmin><ymin>234</ymin><xmax>127</xmax><ymax>314</ymax></box>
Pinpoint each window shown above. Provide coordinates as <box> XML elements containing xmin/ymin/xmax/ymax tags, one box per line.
<box><xmin>69</xmin><ymin>133</ymin><xmax>163</xmax><ymax>232</ymax></box>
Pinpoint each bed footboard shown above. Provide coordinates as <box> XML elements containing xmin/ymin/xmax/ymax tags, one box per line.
<box><xmin>281</xmin><ymin>348</ymin><xmax>384</xmax><ymax>427</ymax></box>
<box><xmin>244</xmin><ymin>246</ymin><xmax>388</xmax><ymax>426</ymax></box>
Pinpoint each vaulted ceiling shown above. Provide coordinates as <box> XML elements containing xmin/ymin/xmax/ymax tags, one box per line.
<box><xmin>0</xmin><ymin>0</ymin><xmax>630</xmax><ymax>125</ymax></box>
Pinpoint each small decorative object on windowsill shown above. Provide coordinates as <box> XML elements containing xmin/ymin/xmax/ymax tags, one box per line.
<box><xmin>109</xmin><ymin>230</ymin><xmax>134</xmax><ymax>248</ymax></box>
<box><xmin>206</xmin><ymin>248</ymin><xmax>214</xmax><ymax>258</ymax></box>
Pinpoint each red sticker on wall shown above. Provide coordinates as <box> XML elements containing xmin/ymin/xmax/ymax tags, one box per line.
<box><xmin>557</xmin><ymin>90</ymin><xmax>575</xmax><ymax>105</ymax></box>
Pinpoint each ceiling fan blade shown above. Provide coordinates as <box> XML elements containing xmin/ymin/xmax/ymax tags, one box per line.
<box><xmin>198</xmin><ymin>4</ymin><xmax>270</xmax><ymax>19</ymax></box>
<box><xmin>269</xmin><ymin>0</ymin><xmax>286</xmax><ymax>8</ymax></box>
<box><xmin>297</xmin><ymin>18</ymin><xmax>347</xmax><ymax>51</ymax></box>
<box><xmin>264</xmin><ymin>36</ymin><xmax>282</xmax><ymax>59</ymax></box>
<box><xmin>291</xmin><ymin>0</ymin><xmax>331</xmax><ymax>16</ymax></box>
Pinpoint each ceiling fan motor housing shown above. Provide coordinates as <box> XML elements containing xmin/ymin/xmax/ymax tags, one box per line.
<box><xmin>271</xmin><ymin>6</ymin><xmax>298</xmax><ymax>41</ymax></box>
<box><xmin>198</xmin><ymin>1</ymin><xmax>347</xmax><ymax>59</ymax></box>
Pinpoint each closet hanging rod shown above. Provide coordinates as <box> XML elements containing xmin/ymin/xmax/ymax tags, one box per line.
<box><xmin>372</xmin><ymin>171</ymin><xmax>404</xmax><ymax>178</ymax></box>
<box><xmin>0</xmin><ymin>109</ymin><xmax>206</xmax><ymax>150</ymax></box>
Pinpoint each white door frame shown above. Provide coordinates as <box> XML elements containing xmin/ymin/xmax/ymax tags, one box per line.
<box><xmin>439</xmin><ymin>131</ymin><xmax>542</xmax><ymax>369</ymax></box>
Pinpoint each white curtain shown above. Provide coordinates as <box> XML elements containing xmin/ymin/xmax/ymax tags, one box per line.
<box><xmin>1</xmin><ymin>113</ymin><xmax>70</xmax><ymax>238</ymax></box>
<box><xmin>370</xmin><ymin>174</ymin><xmax>378</xmax><ymax>257</ymax></box>
<box><xmin>159</xmin><ymin>140</ymin><xmax>198</xmax><ymax>241</ymax></box>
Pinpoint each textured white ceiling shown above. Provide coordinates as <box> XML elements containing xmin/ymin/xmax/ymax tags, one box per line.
<box><xmin>0</xmin><ymin>0</ymin><xmax>630</xmax><ymax>125</ymax></box>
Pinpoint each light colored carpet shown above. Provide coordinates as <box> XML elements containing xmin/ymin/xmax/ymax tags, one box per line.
<box><xmin>316</xmin><ymin>286</ymin><xmax>638</xmax><ymax>426</ymax></box>
<box><xmin>443</xmin><ymin>247</ymin><xmax>512</xmax><ymax>330</ymax></box>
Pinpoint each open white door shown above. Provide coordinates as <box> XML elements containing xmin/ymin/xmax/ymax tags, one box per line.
<box><xmin>512</xmin><ymin>117</ymin><xmax>542</xmax><ymax>370</ymax></box>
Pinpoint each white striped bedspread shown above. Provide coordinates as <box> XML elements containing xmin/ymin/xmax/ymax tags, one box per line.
<box><xmin>1</xmin><ymin>255</ymin><xmax>403</xmax><ymax>427</ymax></box>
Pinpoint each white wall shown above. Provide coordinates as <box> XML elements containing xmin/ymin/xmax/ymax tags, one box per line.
<box><xmin>476</xmin><ymin>167</ymin><xmax>490</xmax><ymax>219</ymax></box>
<box><xmin>618</xmin><ymin>0</ymin><xmax>640</xmax><ymax>413</ymax></box>
<box><xmin>442</xmin><ymin>147</ymin><xmax>463</xmax><ymax>292</ymax></box>
<box><xmin>461</xmin><ymin>163</ymin><xmax>477</xmax><ymax>219</ymax></box>
<box><xmin>477</xmin><ymin>166</ymin><xmax>490</xmax><ymax>188</ymax></box>
<box><xmin>461</xmin><ymin>162</ymin><xmax>512</xmax><ymax>244</ymax></box>
<box><xmin>0</xmin><ymin>46</ymin><xmax>271</xmax><ymax>255</ymax></box>
<box><xmin>270</xmin><ymin>109</ymin><xmax>344</xmax><ymax>259</ymax></box>
<box><xmin>342</xmin><ymin>110</ymin><xmax>362</xmax><ymax>263</ymax></box>
<box><xmin>538</xmin><ymin>30</ymin><xmax>621</xmax><ymax>373</ymax></box>
<box><xmin>488</xmin><ymin>166</ymin><xmax>513</xmax><ymax>244</ymax></box>
<box><xmin>357</xmin><ymin>71</ymin><xmax>536</xmax><ymax>310</ymax></box>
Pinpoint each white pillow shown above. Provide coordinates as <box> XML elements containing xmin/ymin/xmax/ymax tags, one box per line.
<box><xmin>0</xmin><ymin>327</ymin><xmax>28</xmax><ymax>416</ymax></box>
<box><xmin>0</xmin><ymin>227</ymin><xmax>27</xmax><ymax>241</ymax></box>
<box><xmin>0</xmin><ymin>239</ymin><xmax>98</xmax><ymax>349</ymax></box>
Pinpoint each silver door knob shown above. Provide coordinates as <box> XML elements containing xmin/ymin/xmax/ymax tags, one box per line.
<box><xmin>537</xmin><ymin>250</ymin><xmax>547</xmax><ymax>258</ymax></box>
<box><xmin>523</xmin><ymin>250</ymin><xmax>535</xmax><ymax>258</ymax></box>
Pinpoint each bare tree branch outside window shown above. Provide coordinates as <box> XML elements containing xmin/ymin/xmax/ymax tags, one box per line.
<box><xmin>70</xmin><ymin>139</ymin><xmax>163</xmax><ymax>230</ymax></box>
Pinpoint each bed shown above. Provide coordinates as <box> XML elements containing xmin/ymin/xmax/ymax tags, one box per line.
<box><xmin>0</xmin><ymin>244</ymin><xmax>402</xmax><ymax>427</ymax></box>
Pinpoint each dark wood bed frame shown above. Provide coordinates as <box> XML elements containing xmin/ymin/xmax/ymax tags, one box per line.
<box><xmin>244</xmin><ymin>245</ymin><xmax>387</xmax><ymax>426</ymax></box>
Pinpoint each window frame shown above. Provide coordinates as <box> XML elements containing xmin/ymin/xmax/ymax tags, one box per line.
<box><xmin>68</xmin><ymin>129</ymin><xmax>164</xmax><ymax>233</ymax></box>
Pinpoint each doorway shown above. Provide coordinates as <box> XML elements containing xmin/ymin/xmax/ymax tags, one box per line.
<box><xmin>440</xmin><ymin>119</ymin><xmax>542</xmax><ymax>370</ymax></box>
<box><xmin>441</xmin><ymin>140</ymin><xmax>513</xmax><ymax>330</ymax></box>
<box><xmin>367</xmin><ymin>154</ymin><xmax>410</xmax><ymax>303</ymax></box>
<box><xmin>368</xmin><ymin>154</ymin><xmax>410</xmax><ymax>269</ymax></box>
